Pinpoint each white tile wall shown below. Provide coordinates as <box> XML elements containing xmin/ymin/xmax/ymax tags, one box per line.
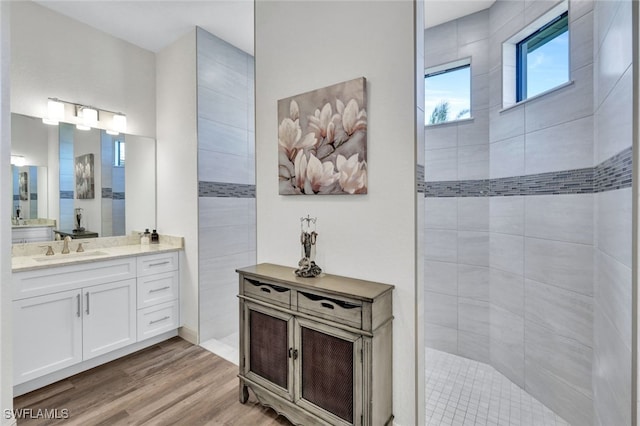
<box><xmin>525</xmin><ymin>194</ymin><xmax>593</xmax><ymax>245</ymax></box>
<box><xmin>524</xmin><ymin>116</ymin><xmax>593</xmax><ymax>174</ymax></box>
<box><xmin>524</xmin><ymin>237</ymin><xmax>594</xmax><ymax>296</ymax></box>
<box><xmin>196</xmin><ymin>28</ymin><xmax>256</xmax><ymax>345</ymax></box>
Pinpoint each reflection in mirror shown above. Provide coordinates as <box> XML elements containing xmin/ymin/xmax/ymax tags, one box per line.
<box><xmin>11</xmin><ymin>113</ymin><xmax>156</xmax><ymax>239</ymax></box>
<box><xmin>12</xmin><ymin>165</ymin><xmax>47</xmax><ymax>220</ymax></box>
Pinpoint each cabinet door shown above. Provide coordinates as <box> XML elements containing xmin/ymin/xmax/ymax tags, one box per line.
<box><xmin>242</xmin><ymin>302</ymin><xmax>294</xmax><ymax>401</ymax></box>
<box><xmin>13</xmin><ymin>289</ymin><xmax>82</xmax><ymax>385</ymax></box>
<box><xmin>294</xmin><ymin>318</ymin><xmax>363</xmax><ymax>426</ymax></box>
<box><xmin>82</xmin><ymin>279</ymin><xmax>136</xmax><ymax>360</ymax></box>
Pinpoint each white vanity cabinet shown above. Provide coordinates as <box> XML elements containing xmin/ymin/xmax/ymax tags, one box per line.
<box><xmin>13</xmin><ymin>250</ymin><xmax>180</xmax><ymax>390</ymax></box>
<box><xmin>136</xmin><ymin>252</ymin><xmax>180</xmax><ymax>340</ymax></box>
<box><xmin>12</xmin><ymin>226</ymin><xmax>53</xmax><ymax>244</ymax></box>
<box><xmin>13</xmin><ymin>289</ymin><xmax>83</xmax><ymax>383</ymax></box>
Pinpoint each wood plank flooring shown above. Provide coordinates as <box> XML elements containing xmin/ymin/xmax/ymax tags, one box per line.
<box><xmin>13</xmin><ymin>337</ymin><xmax>293</xmax><ymax>425</ymax></box>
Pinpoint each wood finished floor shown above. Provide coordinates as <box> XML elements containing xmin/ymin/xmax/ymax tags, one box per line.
<box><xmin>14</xmin><ymin>337</ymin><xmax>293</xmax><ymax>426</ymax></box>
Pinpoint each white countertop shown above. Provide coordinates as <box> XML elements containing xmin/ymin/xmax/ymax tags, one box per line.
<box><xmin>13</xmin><ymin>239</ymin><xmax>183</xmax><ymax>273</ymax></box>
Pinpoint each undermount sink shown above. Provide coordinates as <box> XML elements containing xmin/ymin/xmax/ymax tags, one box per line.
<box><xmin>33</xmin><ymin>251</ymin><xmax>109</xmax><ymax>262</ymax></box>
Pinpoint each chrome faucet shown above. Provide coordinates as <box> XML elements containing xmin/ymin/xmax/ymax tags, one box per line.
<box><xmin>62</xmin><ymin>236</ymin><xmax>72</xmax><ymax>254</ymax></box>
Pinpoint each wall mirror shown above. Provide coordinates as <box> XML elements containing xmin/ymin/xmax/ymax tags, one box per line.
<box><xmin>11</xmin><ymin>113</ymin><xmax>156</xmax><ymax>238</ymax></box>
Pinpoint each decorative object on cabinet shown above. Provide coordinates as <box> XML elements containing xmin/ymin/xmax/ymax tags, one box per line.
<box><xmin>74</xmin><ymin>207</ymin><xmax>85</xmax><ymax>232</ymax></box>
<box><xmin>278</xmin><ymin>77</ymin><xmax>368</xmax><ymax>195</ymax></box>
<box><xmin>295</xmin><ymin>215</ymin><xmax>322</xmax><ymax>278</ymax></box>
<box><xmin>237</xmin><ymin>263</ymin><xmax>394</xmax><ymax>426</ymax></box>
<box><xmin>75</xmin><ymin>153</ymin><xmax>95</xmax><ymax>199</ymax></box>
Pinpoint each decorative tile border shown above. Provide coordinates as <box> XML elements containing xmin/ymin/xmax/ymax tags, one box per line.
<box><xmin>60</xmin><ymin>190</ymin><xmax>74</xmax><ymax>199</ymax></box>
<box><xmin>102</xmin><ymin>188</ymin><xmax>126</xmax><ymax>200</ymax></box>
<box><xmin>425</xmin><ymin>147</ymin><xmax>631</xmax><ymax>197</ymax></box>
<box><xmin>417</xmin><ymin>164</ymin><xmax>426</xmax><ymax>193</ymax></box>
<box><xmin>594</xmin><ymin>146</ymin><xmax>632</xmax><ymax>193</ymax></box>
<box><xmin>199</xmin><ymin>181</ymin><xmax>256</xmax><ymax>198</ymax></box>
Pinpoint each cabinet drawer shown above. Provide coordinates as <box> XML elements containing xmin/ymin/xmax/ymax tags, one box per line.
<box><xmin>243</xmin><ymin>278</ymin><xmax>291</xmax><ymax>308</ymax></box>
<box><xmin>137</xmin><ymin>300</ymin><xmax>179</xmax><ymax>341</ymax></box>
<box><xmin>137</xmin><ymin>271</ymin><xmax>179</xmax><ymax>309</ymax></box>
<box><xmin>297</xmin><ymin>291</ymin><xmax>362</xmax><ymax>329</ymax></box>
<box><xmin>13</xmin><ymin>258</ymin><xmax>137</xmax><ymax>301</ymax></box>
<box><xmin>137</xmin><ymin>252</ymin><xmax>178</xmax><ymax>277</ymax></box>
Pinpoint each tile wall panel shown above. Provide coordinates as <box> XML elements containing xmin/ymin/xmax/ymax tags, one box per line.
<box><xmin>197</xmin><ymin>28</ymin><xmax>256</xmax><ymax>344</ymax></box>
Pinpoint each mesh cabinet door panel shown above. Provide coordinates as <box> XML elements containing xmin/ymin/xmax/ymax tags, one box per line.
<box><xmin>301</xmin><ymin>326</ymin><xmax>354</xmax><ymax>423</ymax></box>
<box><xmin>249</xmin><ymin>310</ymin><xmax>288</xmax><ymax>389</ymax></box>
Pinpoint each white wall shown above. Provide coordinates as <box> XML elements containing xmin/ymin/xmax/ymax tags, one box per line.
<box><xmin>10</xmin><ymin>114</ymin><xmax>48</xmax><ymax>166</ymax></box>
<box><xmin>10</xmin><ymin>1</ymin><xmax>156</xmax><ymax>138</ymax></box>
<box><xmin>156</xmin><ymin>30</ymin><xmax>199</xmax><ymax>343</ymax></box>
<box><xmin>0</xmin><ymin>1</ymin><xmax>12</xmax><ymax>424</ymax></box>
<box><xmin>125</xmin><ymin>135</ymin><xmax>156</xmax><ymax>234</ymax></box>
<box><xmin>255</xmin><ymin>1</ymin><xmax>419</xmax><ymax>424</ymax></box>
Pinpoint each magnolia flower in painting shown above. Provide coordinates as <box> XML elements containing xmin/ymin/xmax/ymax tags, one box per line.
<box><xmin>308</xmin><ymin>103</ymin><xmax>340</xmax><ymax>143</ymax></box>
<box><xmin>294</xmin><ymin>151</ymin><xmax>338</xmax><ymax>194</ymax></box>
<box><xmin>279</xmin><ymin>117</ymin><xmax>317</xmax><ymax>159</ymax></box>
<box><xmin>289</xmin><ymin>100</ymin><xmax>299</xmax><ymax>121</ymax></box>
<box><xmin>336</xmin><ymin>154</ymin><xmax>367</xmax><ymax>194</ymax></box>
<box><xmin>337</xmin><ymin>98</ymin><xmax>367</xmax><ymax>136</ymax></box>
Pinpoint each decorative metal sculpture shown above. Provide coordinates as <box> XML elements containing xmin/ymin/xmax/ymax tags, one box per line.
<box><xmin>295</xmin><ymin>215</ymin><xmax>322</xmax><ymax>278</ymax></box>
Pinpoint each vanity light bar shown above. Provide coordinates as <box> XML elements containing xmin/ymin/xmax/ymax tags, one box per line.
<box><xmin>41</xmin><ymin>98</ymin><xmax>127</xmax><ymax>135</ymax></box>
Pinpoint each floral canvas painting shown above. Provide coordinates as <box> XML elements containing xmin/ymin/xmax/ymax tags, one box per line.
<box><xmin>18</xmin><ymin>172</ymin><xmax>28</xmax><ymax>201</ymax></box>
<box><xmin>278</xmin><ymin>77</ymin><xmax>367</xmax><ymax>195</ymax></box>
<box><xmin>75</xmin><ymin>153</ymin><xmax>95</xmax><ymax>199</ymax></box>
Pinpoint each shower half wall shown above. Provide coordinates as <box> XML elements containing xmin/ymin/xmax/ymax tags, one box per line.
<box><xmin>424</xmin><ymin>1</ymin><xmax>632</xmax><ymax>425</ymax></box>
<box><xmin>196</xmin><ymin>27</ymin><xmax>256</xmax><ymax>344</ymax></box>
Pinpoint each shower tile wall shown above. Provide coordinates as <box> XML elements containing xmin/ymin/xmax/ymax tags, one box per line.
<box><xmin>424</xmin><ymin>1</ymin><xmax>607</xmax><ymax>425</ymax></box>
<box><xmin>58</xmin><ymin>123</ymin><xmax>74</xmax><ymax>230</ymax></box>
<box><xmin>592</xmin><ymin>0</ymin><xmax>632</xmax><ymax>424</ymax></box>
<box><xmin>197</xmin><ymin>27</ymin><xmax>256</xmax><ymax>343</ymax></box>
<box><xmin>424</xmin><ymin>9</ymin><xmax>491</xmax><ymax>364</ymax></box>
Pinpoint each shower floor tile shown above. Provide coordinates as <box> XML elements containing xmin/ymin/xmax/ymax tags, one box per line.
<box><xmin>200</xmin><ymin>332</ymin><xmax>239</xmax><ymax>366</ymax></box>
<box><xmin>426</xmin><ymin>348</ymin><xmax>570</xmax><ymax>426</ymax></box>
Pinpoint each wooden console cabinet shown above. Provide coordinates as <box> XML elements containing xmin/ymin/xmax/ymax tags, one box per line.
<box><xmin>237</xmin><ymin>263</ymin><xmax>394</xmax><ymax>426</ymax></box>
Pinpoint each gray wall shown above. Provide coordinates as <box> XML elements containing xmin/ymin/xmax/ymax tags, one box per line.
<box><xmin>422</xmin><ymin>1</ymin><xmax>630</xmax><ymax>424</ymax></box>
<box><xmin>196</xmin><ymin>28</ymin><xmax>256</xmax><ymax>343</ymax></box>
<box><xmin>592</xmin><ymin>0</ymin><xmax>633</xmax><ymax>425</ymax></box>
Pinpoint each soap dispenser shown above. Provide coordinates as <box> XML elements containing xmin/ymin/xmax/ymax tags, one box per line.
<box><xmin>151</xmin><ymin>229</ymin><xmax>159</xmax><ymax>244</ymax></box>
<box><xmin>141</xmin><ymin>229</ymin><xmax>151</xmax><ymax>245</ymax></box>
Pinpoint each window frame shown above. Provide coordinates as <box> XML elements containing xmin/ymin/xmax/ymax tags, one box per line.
<box><xmin>515</xmin><ymin>10</ymin><xmax>569</xmax><ymax>102</ymax></box>
<box><xmin>424</xmin><ymin>59</ymin><xmax>472</xmax><ymax>126</ymax></box>
<box><xmin>114</xmin><ymin>140</ymin><xmax>125</xmax><ymax>168</ymax></box>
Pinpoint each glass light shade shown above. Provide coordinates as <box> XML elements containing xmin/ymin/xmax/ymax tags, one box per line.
<box><xmin>48</xmin><ymin>99</ymin><xmax>64</xmax><ymax>120</ymax></box>
<box><xmin>82</xmin><ymin>107</ymin><xmax>98</xmax><ymax>128</ymax></box>
<box><xmin>43</xmin><ymin>99</ymin><xmax>64</xmax><ymax>125</ymax></box>
<box><xmin>11</xmin><ymin>155</ymin><xmax>26</xmax><ymax>166</ymax></box>
<box><xmin>112</xmin><ymin>113</ymin><xmax>127</xmax><ymax>133</ymax></box>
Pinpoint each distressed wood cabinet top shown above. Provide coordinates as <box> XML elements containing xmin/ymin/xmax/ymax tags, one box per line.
<box><xmin>237</xmin><ymin>263</ymin><xmax>394</xmax><ymax>303</ymax></box>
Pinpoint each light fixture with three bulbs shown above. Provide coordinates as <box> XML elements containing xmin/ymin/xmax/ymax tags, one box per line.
<box><xmin>42</xmin><ymin>98</ymin><xmax>127</xmax><ymax>135</ymax></box>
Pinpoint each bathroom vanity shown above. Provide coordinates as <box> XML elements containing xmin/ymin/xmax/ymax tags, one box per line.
<box><xmin>11</xmin><ymin>236</ymin><xmax>182</xmax><ymax>395</ymax></box>
<box><xmin>237</xmin><ymin>263</ymin><xmax>394</xmax><ymax>426</ymax></box>
<box><xmin>11</xmin><ymin>219</ymin><xmax>56</xmax><ymax>244</ymax></box>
